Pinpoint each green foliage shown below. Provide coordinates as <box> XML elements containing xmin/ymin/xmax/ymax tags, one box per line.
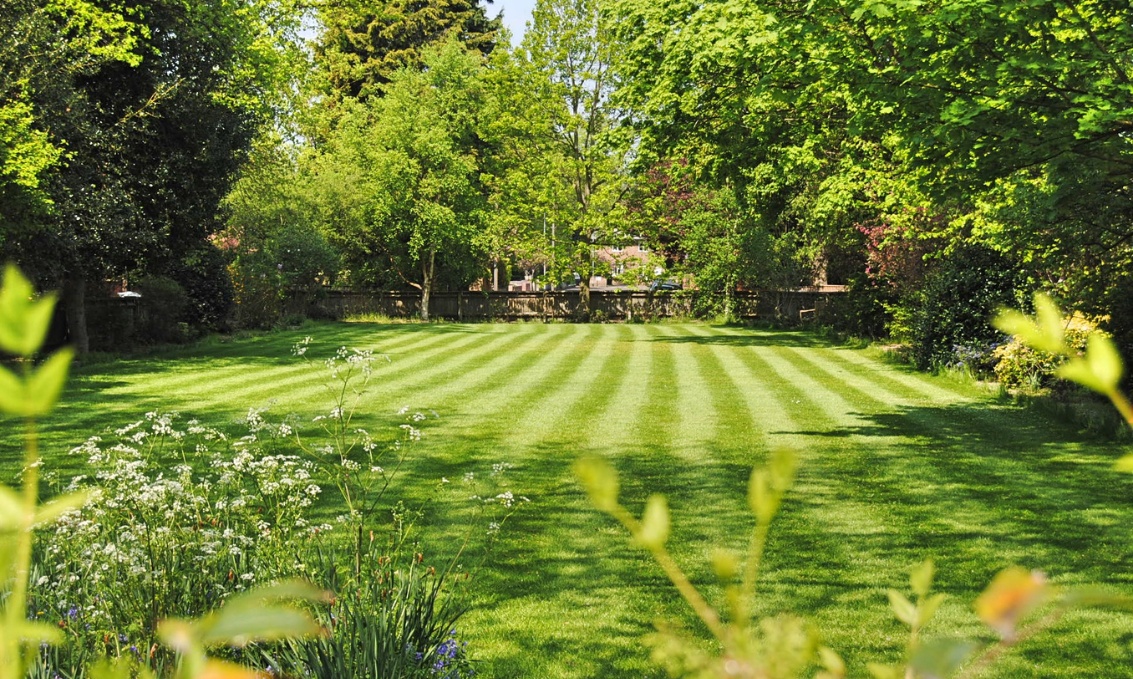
<box><xmin>315</xmin><ymin>0</ymin><xmax>502</xmax><ymax>103</ymax></box>
<box><xmin>313</xmin><ymin>39</ymin><xmax>490</xmax><ymax>318</ymax></box>
<box><xmin>0</xmin><ymin>265</ymin><xmax>325</xmax><ymax>679</ymax></box>
<box><xmin>171</xmin><ymin>245</ymin><xmax>236</xmax><ymax>333</ymax></box>
<box><xmin>133</xmin><ymin>276</ymin><xmax>190</xmax><ymax>345</ymax></box>
<box><xmin>993</xmin><ymin>311</ymin><xmax>1098</xmax><ymax>392</ymax></box>
<box><xmin>910</xmin><ymin>244</ymin><xmax>1026</xmax><ymax>370</ymax></box>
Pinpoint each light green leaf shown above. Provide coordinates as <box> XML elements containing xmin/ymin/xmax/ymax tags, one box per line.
<box><xmin>1057</xmin><ymin>357</ymin><xmax>1108</xmax><ymax>394</ymax></box>
<box><xmin>223</xmin><ymin>579</ymin><xmax>330</xmax><ymax>607</ymax></box>
<box><xmin>24</xmin><ymin>348</ymin><xmax>74</xmax><ymax>416</ymax></box>
<box><xmin>710</xmin><ymin>549</ymin><xmax>739</xmax><ymax>583</ymax></box>
<box><xmin>198</xmin><ymin>579</ymin><xmax>328</xmax><ymax>646</ymax></box>
<box><xmin>1085</xmin><ymin>333</ymin><xmax>1123</xmax><ymax>392</ymax></box>
<box><xmin>1062</xmin><ymin>586</ymin><xmax>1133</xmax><ymax>610</ymax></box>
<box><xmin>574</xmin><ymin>457</ymin><xmax>620</xmax><ymax>512</ymax></box>
<box><xmin>818</xmin><ymin>646</ymin><xmax>845</xmax><ymax>675</ymax></box>
<box><xmin>918</xmin><ymin>592</ymin><xmax>946</xmax><ymax>627</ymax></box>
<box><xmin>201</xmin><ymin>606</ymin><xmax>322</xmax><ymax>647</ymax></box>
<box><xmin>1034</xmin><ymin>294</ymin><xmax>1066</xmax><ymax>354</ymax></box>
<box><xmin>888</xmin><ymin>589</ymin><xmax>917</xmax><ymax>626</ymax></box>
<box><xmin>0</xmin><ymin>484</ymin><xmax>25</xmax><ymax>530</ymax></box>
<box><xmin>768</xmin><ymin>447</ymin><xmax>799</xmax><ymax>492</ymax></box>
<box><xmin>993</xmin><ymin>293</ymin><xmax>1067</xmax><ymax>355</ymax></box>
<box><xmin>10</xmin><ymin>619</ymin><xmax>64</xmax><ymax>645</ymax></box>
<box><xmin>636</xmin><ymin>494</ymin><xmax>670</xmax><ymax>549</ymax></box>
<box><xmin>910</xmin><ymin>559</ymin><xmax>934</xmax><ymax>598</ymax></box>
<box><xmin>156</xmin><ymin>619</ymin><xmax>196</xmax><ymax>654</ymax></box>
<box><xmin>1115</xmin><ymin>454</ymin><xmax>1133</xmax><ymax>473</ymax></box>
<box><xmin>910</xmin><ymin>638</ymin><xmax>977</xmax><ymax>677</ymax></box>
<box><xmin>34</xmin><ymin>489</ymin><xmax>92</xmax><ymax>526</ymax></box>
<box><xmin>748</xmin><ymin>468</ymin><xmax>776</xmax><ymax>523</ymax></box>
<box><xmin>0</xmin><ymin>364</ymin><xmax>25</xmax><ymax>415</ymax></box>
<box><xmin>20</xmin><ymin>296</ymin><xmax>57</xmax><ymax>357</ymax></box>
<box><xmin>867</xmin><ymin>662</ymin><xmax>900</xmax><ymax>679</ymax></box>
<box><xmin>0</xmin><ymin>265</ymin><xmax>35</xmax><ymax>354</ymax></box>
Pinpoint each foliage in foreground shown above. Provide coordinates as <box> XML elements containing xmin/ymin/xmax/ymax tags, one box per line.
<box><xmin>576</xmin><ymin>292</ymin><xmax>1133</xmax><ymax>677</ymax></box>
<box><xmin>1</xmin><ymin>264</ymin><xmax>522</xmax><ymax>678</ymax></box>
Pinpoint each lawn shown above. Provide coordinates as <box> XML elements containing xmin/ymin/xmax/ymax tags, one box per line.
<box><xmin>7</xmin><ymin>321</ymin><xmax>1133</xmax><ymax>678</ymax></box>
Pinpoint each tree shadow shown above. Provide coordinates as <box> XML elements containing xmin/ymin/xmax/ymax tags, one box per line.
<box><xmin>646</xmin><ymin>330</ymin><xmax>842</xmax><ymax>349</ymax></box>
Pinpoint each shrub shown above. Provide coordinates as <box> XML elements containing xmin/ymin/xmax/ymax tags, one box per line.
<box><xmin>910</xmin><ymin>244</ymin><xmax>1027</xmax><ymax>370</ymax></box>
<box><xmin>134</xmin><ymin>276</ymin><xmax>190</xmax><ymax>344</ymax></box>
<box><xmin>171</xmin><ymin>244</ymin><xmax>235</xmax><ymax>333</ymax></box>
<box><xmin>993</xmin><ymin>311</ymin><xmax>1098</xmax><ymax>392</ymax></box>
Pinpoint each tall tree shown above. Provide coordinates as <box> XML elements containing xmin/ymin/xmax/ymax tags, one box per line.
<box><xmin>2</xmin><ymin>0</ymin><xmax>305</xmax><ymax>352</ymax></box>
<box><xmin>316</xmin><ymin>0</ymin><xmax>502</xmax><ymax>102</ymax></box>
<box><xmin>313</xmin><ymin>39</ymin><xmax>490</xmax><ymax>319</ymax></box>
<box><xmin>522</xmin><ymin>0</ymin><xmax>629</xmax><ymax>314</ymax></box>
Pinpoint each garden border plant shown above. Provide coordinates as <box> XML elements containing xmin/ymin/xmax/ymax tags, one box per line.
<box><xmin>0</xmin><ymin>264</ymin><xmax>327</xmax><ymax>679</ymax></box>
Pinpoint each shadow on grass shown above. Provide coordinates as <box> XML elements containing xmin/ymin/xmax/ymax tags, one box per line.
<box><xmin>780</xmin><ymin>401</ymin><xmax>1133</xmax><ymax>587</ymax></box>
<box><xmin>646</xmin><ymin>330</ymin><xmax>843</xmax><ymax>349</ymax></box>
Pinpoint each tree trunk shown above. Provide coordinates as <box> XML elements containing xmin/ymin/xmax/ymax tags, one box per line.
<box><xmin>419</xmin><ymin>249</ymin><xmax>435</xmax><ymax>321</ymax></box>
<box><xmin>578</xmin><ymin>278</ymin><xmax>591</xmax><ymax>321</ymax></box>
<box><xmin>62</xmin><ymin>275</ymin><xmax>90</xmax><ymax>355</ymax></box>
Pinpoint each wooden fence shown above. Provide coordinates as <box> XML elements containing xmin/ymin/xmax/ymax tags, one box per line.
<box><xmin>307</xmin><ymin>289</ymin><xmax>843</xmax><ymax>322</ymax></box>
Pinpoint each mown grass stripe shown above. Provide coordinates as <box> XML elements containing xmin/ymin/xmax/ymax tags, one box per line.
<box><xmin>204</xmin><ymin>325</ymin><xmax>519</xmax><ymax>410</ymax></box>
<box><xmin>650</xmin><ymin>324</ymin><xmax>718</xmax><ymax>464</ymax></box>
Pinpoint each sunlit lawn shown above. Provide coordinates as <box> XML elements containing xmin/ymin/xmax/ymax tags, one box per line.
<box><xmin>6</xmin><ymin>321</ymin><xmax>1133</xmax><ymax>677</ymax></box>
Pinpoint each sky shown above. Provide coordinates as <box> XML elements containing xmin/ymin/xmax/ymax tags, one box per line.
<box><xmin>489</xmin><ymin>0</ymin><xmax>536</xmax><ymax>44</ymax></box>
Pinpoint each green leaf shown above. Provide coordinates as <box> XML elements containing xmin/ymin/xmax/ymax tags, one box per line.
<box><xmin>24</xmin><ymin>348</ymin><xmax>74</xmax><ymax>416</ymax></box>
<box><xmin>768</xmin><ymin>447</ymin><xmax>799</xmax><ymax>492</ymax></box>
<box><xmin>1034</xmin><ymin>293</ymin><xmax>1066</xmax><ymax>354</ymax></box>
<box><xmin>0</xmin><ymin>265</ymin><xmax>56</xmax><ymax>357</ymax></box>
<box><xmin>710</xmin><ymin>549</ymin><xmax>739</xmax><ymax>583</ymax></box>
<box><xmin>0</xmin><ymin>365</ymin><xmax>25</xmax><ymax>415</ymax></box>
<box><xmin>0</xmin><ymin>484</ymin><xmax>25</xmax><ymax>530</ymax></box>
<box><xmin>993</xmin><ymin>293</ymin><xmax>1067</xmax><ymax>355</ymax></box>
<box><xmin>9</xmin><ymin>619</ymin><xmax>64</xmax><ymax>645</ymax></box>
<box><xmin>1116</xmin><ymin>454</ymin><xmax>1133</xmax><ymax>473</ymax></box>
<box><xmin>574</xmin><ymin>457</ymin><xmax>620</xmax><ymax>512</ymax></box>
<box><xmin>201</xmin><ymin>606</ymin><xmax>322</xmax><ymax>647</ymax></box>
<box><xmin>748</xmin><ymin>468</ymin><xmax>775</xmax><ymax>523</ymax></box>
<box><xmin>918</xmin><ymin>592</ymin><xmax>946</xmax><ymax>627</ymax></box>
<box><xmin>910</xmin><ymin>559</ymin><xmax>934</xmax><ymax>598</ymax></box>
<box><xmin>201</xmin><ymin>579</ymin><xmax>327</xmax><ymax>646</ymax></box>
<box><xmin>636</xmin><ymin>494</ymin><xmax>670</xmax><ymax>549</ymax></box>
<box><xmin>34</xmin><ymin>489</ymin><xmax>92</xmax><ymax>526</ymax></box>
<box><xmin>867</xmin><ymin>662</ymin><xmax>900</xmax><ymax>679</ymax></box>
<box><xmin>1062</xmin><ymin>586</ymin><xmax>1133</xmax><ymax>610</ymax></box>
<box><xmin>0</xmin><ymin>265</ymin><xmax>34</xmax><ymax>354</ymax></box>
<box><xmin>818</xmin><ymin>646</ymin><xmax>845</xmax><ymax>675</ymax></box>
<box><xmin>1057</xmin><ymin>357</ymin><xmax>1109</xmax><ymax>394</ymax></box>
<box><xmin>1085</xmin><ymin>333</ymin><xmax>1123</xmax><ymax>392</ymax></box>
<box><xmin>21</xmin><ymin>296</ymin><xmax>57</xmax><ymax>357</ymax></box>
<box><xmin>910</xmin><ymin>638</ymin><xmax>977</xmax><ymax>678</ymax></box>
<box><xmin>888</xmin><ymin>589</ymin><xmax>917</xmax><ymax>626</ymax></box>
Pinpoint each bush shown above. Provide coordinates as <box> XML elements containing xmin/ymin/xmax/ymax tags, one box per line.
<box><xmin>171</xmin><ymin>244</ymin><xmax>235</xmax><ymax>332</ymax></box>
<box><xmin>993</xmin><ymin>312</ymin><xmax>1098</xmax><ymax>391</ymax></box>
<box><xmin>825</xmin><ymin>270</ymin><xmax>896</xmax><ymax>339</ymax></box>
<box><xmin>910</xmin><ymin>244</ymin><xmax>1027</xmax><ymax>370</ymax></box>
<box><xmin>134</xmin><ymin>275</ymin><xmax>190</xmax><ymax>344</ymax></box>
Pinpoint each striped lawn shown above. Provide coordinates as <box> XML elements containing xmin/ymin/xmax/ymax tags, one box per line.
<box><xmin>7</xmin><ymin>321</ymin><xmax>1133</xmax><ymax>678</ymax></box>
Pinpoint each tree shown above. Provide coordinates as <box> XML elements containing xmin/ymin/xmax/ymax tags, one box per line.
<box><xmin>315</xmin><ymin>0</ymin><xmax>502</xmax><ymax>103</ymax></box>
<box><xmin>2</xmin><ymin>0</ymin><xmax>306</xmax><ymax>351</ymax></box>
<box><xmin>0</xmin><ymin>0</ymin><xmax>141</xmax><ymax>237</ymax></box>
<box><xmin>521</xmin><ymin>0</ymin><xmax>630</xmax><ymax>315</ymax></box>
<box><xmin>313</xmin><ymin>39</ymin><xmax>490</xmax><ymax>319</ymax></box>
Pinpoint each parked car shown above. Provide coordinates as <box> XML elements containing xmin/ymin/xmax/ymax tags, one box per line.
<box><xmin>648</xmin><ymin>280</ymin><xmax>682</xmax><ymax>292</ymax></box>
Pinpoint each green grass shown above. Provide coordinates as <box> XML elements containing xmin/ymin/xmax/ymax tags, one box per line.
<box><xmin>6</xmin><ymin>321</ymin><xmax>1133</xmax><ymax>677</ymax></box>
